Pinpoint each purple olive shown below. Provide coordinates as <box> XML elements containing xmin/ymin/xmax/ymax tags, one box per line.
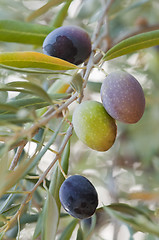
<box><xmin>43</xmin><ymin>25</ymin><xmax>91</xmax><ymax>65</ymax></box>
<box><xmin>100</xmin><ymin>71</ymin><xmax>145</xmax><ymax>124</ymax></box>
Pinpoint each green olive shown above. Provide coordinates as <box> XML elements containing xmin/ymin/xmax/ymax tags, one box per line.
<box><xmin>72</xmin><ymin>101</ymin><xmax>117</xmax><ymax>151</ymax></box>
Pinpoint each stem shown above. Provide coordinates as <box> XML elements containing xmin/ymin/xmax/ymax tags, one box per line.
<box><xmin>9</xmin><ymin>142</ymin><xmax>26</xmax><ymax>170</ymax></box>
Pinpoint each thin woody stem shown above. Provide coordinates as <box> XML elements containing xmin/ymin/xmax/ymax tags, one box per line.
<box><xmin>9</xmin><ymin>142</ymin><xmax>26</xmax><ymax>170</ymax></box>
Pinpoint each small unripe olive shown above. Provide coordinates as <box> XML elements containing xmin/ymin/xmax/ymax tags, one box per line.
<box><xmin>72</xmin><ymin>101</ymin><xmax>117</xmax><ymax>151</ymax></box>
<box><xmin>100</xmin><ymin>71</ymin><xmax>145</xmax><ymax>124</ymax></box>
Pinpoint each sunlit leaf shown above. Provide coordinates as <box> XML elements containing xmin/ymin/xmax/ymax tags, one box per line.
<box><xmin>48</xmin><ymin>79</ymin><xmax>70</xmax><ymax>94</ymax></box>
<box><xmin>59</xmin><ymin>219</ymin><xmax>79</xmax><ymax>240</ymax></box>
<box><xmin>26</xmin><ymin>0</ymin><xmax>65</xmax><ymax>22</ymax></box>
<box><xmin>103</xmin><ymin>30</ymin><xmax>159</xmax><ymax>61</ymax></box>
<box><xmin>0</xmin><ymin>20</ymin><xmax>52</xmax><ymax>45</ymax></box>
<box><xmin>0</xmin><ymin>64</ymin><xmax>70</xmax><ymax>74</ymax></box>
<box><xmin>42</xmin><ymin>190</ymin><xmax>59</xmax><ymax>240</ymax></box>
<box><xmin>0</xmin><ymin>52</ymin><xmax>78</xmax><ymax>71</ymax></box>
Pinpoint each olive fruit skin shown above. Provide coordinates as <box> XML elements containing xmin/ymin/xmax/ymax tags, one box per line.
<box><xmin>72</xmin><ymin>101</ymin><xmax>117</xmax><ymax>151</ymax></box>
<box><xmin>43</xmin><ymin>25</ymin><xmax>91</xmax><ymax>65</ymax></box>
<box><xmin>59</xmin><ymin>175</ymin><xmax>98</xmax><ymax>219</ymax></box>
<box><xmin>100</xmin><ymin>71</ymin><xmax>145</xmax><ymax>124</ymax></box>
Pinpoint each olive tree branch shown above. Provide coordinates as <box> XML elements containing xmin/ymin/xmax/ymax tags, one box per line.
<box><xmin>5</xmin><ymin>0</ymin><xmax>115</xmax><ymax>232</ymax></box>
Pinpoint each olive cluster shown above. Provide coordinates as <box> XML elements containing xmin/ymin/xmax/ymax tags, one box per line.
<box><xmin>73</xmin><ymin>71</ymin><xmax>145</xmax><ymax>152</ymax></box>
<box><xmin>43</xmin><ymin>26</ymin><xmax>145</xmax><ymax>220</ymax></box>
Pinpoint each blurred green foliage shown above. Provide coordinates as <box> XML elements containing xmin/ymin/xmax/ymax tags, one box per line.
<box><xmin>0</xmin><ymin>0</ymin><xmax>159</xmax><ymax>239</ymax></box>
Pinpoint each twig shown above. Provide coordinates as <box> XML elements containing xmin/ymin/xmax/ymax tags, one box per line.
<box><xmin>9</xmin><ymin>142</ymin><xmax>26</xmax><ymax>170</ymax></box>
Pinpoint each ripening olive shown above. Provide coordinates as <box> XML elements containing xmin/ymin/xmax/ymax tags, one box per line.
<box><xmin>100</xmin><ymin>71</ymin><xmax>145</xmax><ymax>124</ymax></box>
<box><xmin>72</xmin><ymin>101</ymin><xmax>117</xmax><ymax>151</ymax></box>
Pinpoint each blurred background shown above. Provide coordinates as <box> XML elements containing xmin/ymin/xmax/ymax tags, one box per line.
<box><xmin>0</xmin><ymin>0</ymin><xmax>159</xmax><ymax>239</ymax></box>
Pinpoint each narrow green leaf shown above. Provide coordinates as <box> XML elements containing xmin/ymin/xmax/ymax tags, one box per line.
<box><xmin>0</xmin><ymin>64</ymin><xmax>69</xmax><ymax>74</ymax></box>
<box><xmin>87</xmin><ymin>81</ymin><xmax>102</xmax><ymax>93</ymax></box>
<box><xmin>0</xmin><ymin>52</ymin><xmax>78</xmax><ymax>71</ymax></box>
<box><xmin>0</xmin><ymin>114</ymin><xmax>32</xmax><ymax>124</ymax></box>
<box><xmin>0</xmin><ymin>152</ymin><xmax>9</xmax><ymax>193</ymax></box>
<box><xmin>0</xmin><ymin>188</ymin><xmax>15</xmax><ymax>214</ymax></box>
<box><xmin>110</xmin><ymin>0</ymin><xmax>150</xmax><ymax>20</ymax></box>
<box><xmin>0</xmin><ymin>103</ymin><xmax>18</xmax><ymax>113</ymax></box>
<box><xmin>42</xmin><ymin>190</ymin><xmax>59</xmax><ymax>240</ymax></box>
<box><xmin>0</xmin><ymin>233</ymin><xmax>5</xmax><ymax>240</ymax></box>
<box><xmin>49</xmin><ymin>140</ymin><xmax>70</xmax><ymax>212</ymax></box>
<box><xmin>107</xmin><ymin>203</ymin><xmax>151</xmax><ymax>219</ymax></box>
<box><xmin>34</xmin><ymin>140</ymin><xmax>70</xmax><ymax>238</ymax></box>
<box><xmin>76</xmin><ymin>226</ymin><xmax>84</xmax><ymax>240</ymax></box>
<box><xmin>20</xmin><ymin>213</ymin><xmax>39</xmax><ymax>225</ymax></box>
<box><xmin>23</xmin><ymin>120</ymin><xmax>64</xmax><ymax>176</ymax></box>
<box><xmin>26</xmin><ymin>0</ymin><xmax>65</xmax><ymax>22</ymax></box>
<box><xmin>70</xmin><ymin>73</ymin><xmax>83</xmax><ymax>94</ymax></box>
<box><xmin>0</xmin><ymin>93</ymin><xmax>70</xmax><ymax>113</ymax></box>
<box><xmin>2</xmin><ymin>204</ymin><xmax>20</xmax><ymax>216</ymax></box>
<box><xmin>33</xmin><ymin>212</ymin><xmax>43</xmax><ymax>240</ymax></box>
<box><xmin>52</xmin><ymin>0</ymin><xmax>73</xmax><ymax>28</ymax></box>
<box><xmin>105</xmin><ymin>203</ymin><xmax>159</xmax><ymax>237</ymax></box>
<box><xmin>0</xmin><ymin>90</ymin><xmax>8</xmax><ymax>103</ymax></box>
<box><xmin>59</xmin><ymin>219</ymin><xmax>79</xmax><ymax>240</ymax></box>
<box><xmin>0</xmin><ymin>157</ymin><xmax>33</xmax><ymax>198</ymax></box>
<box><xmin>0</xmin><ymin>20</ymin><xmax>52</xmax><ymax>45</ymax></box>
<box><xmin>103</xmin><ymin>30</ymin><xmax>159</xmax><ymax>61</ymax></box>
<box><xmin>0</xmin><ymin>86</ymin><xmax>35</xmax><ymax>95</ymax></box>
<box><xmin>7</xmin><ymin>81</ymin><xmax>52</xmax><ymax>104</ymax></box>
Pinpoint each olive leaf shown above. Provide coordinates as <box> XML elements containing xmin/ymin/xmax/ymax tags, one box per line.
<box><xmin>0</xmin><ymin>52</ymin><xmax>78</xmax><ymax>71</ymax></box>
<box><xmin>103</xmin><ymin>30</ymin><xmax>159</xmax><ymax>61</ymax></box>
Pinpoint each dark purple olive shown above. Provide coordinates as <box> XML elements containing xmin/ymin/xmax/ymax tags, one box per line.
<box><xmin>43</xmin><ymin>25</ymin><xmax>91</xmax><ymax>65</ymax></box>
<box><xmin>59</xmin><ymin>175</ymin><xmax>98</xmax><ymax>219</ymax></box>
